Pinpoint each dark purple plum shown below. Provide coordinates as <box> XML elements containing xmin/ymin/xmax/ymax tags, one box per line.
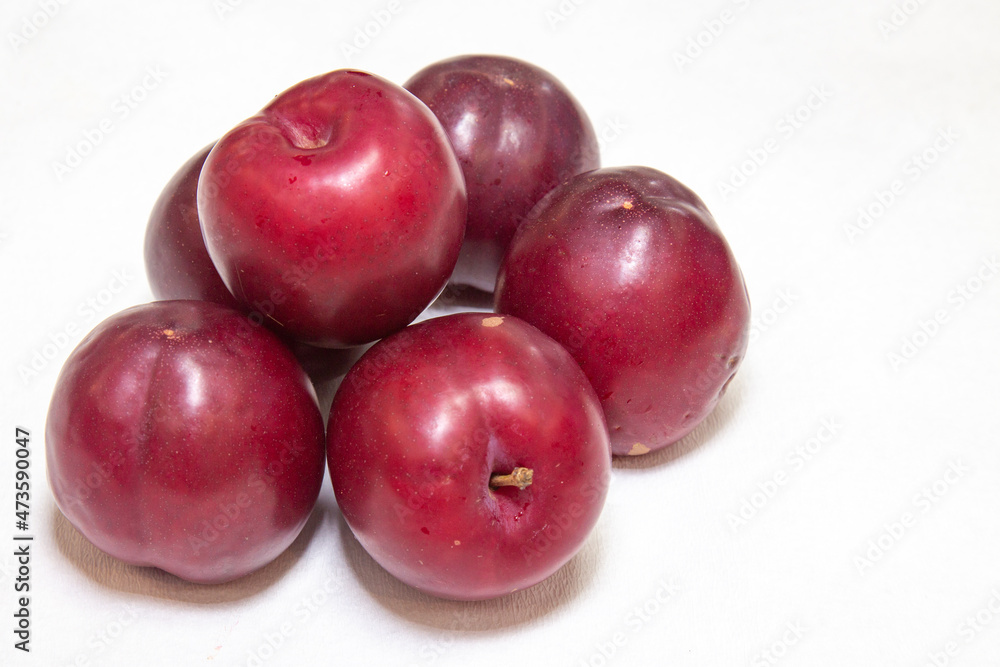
<box><xmin>46</xmin><ymin>300</ymin><xmax>326</xmax><ymax>583</ymax></box>
<box><xmin>496</xmin><ymin>166</ymin><xmax>750</xmax><ymax>456</ymax></box>
<box><xmin>406</xmin><ymin>55</ymin><xmax>599</xmax><ymax>292</ymax></box>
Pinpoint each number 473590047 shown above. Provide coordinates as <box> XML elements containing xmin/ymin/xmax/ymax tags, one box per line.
<box><xmin>15</xmin><ymin>427</ymin><xmax>30</xmax><ymax>530</ymax></box>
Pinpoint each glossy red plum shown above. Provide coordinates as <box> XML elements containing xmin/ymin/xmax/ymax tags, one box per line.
<box><xmin>328</xmin><ymin>313</ymin><xmax>610</xmax><ymax>600</ymax></box>
<box><xmin>405</xmin><ymin>55</ymin><xmax>599</xmax><ymax>292</ymax></box>
<box><xmin>198</xmin><ymin>69</ymin><xmax>467</xmax><ymax>348</ymax></box>
<box><xmin>496</xmin><ymin>167</ymin><xmax>750</xmax><ymax>456</ymax></box>
<box><xmin>45</xmin><ymin>300</ymin><xmax>326</xmax><ymax>583</ymax></box>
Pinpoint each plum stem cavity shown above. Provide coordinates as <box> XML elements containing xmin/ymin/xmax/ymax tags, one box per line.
<box><xmin>268</xmin><ymin>111</ymin><xmax>332</xmax><ymax>150</ymax></box>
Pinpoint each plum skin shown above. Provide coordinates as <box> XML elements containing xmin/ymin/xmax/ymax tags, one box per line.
<box><xmin>327</xmin><ymin>313</ymin><xmax>611</xmax><ymax>600</ymax></box>
<box><xmin>143</xmin><ymin>142</ymin><xmax>239</xmax><ymax>309</ymax></box>
<box><xmin>198</xmin><ymin>69</ymin><xmax>467</xmax><ymax>348</ymax></box>
<box><xmin>45</xmin><ymin>300</ymin><xmax>326</xmax><ymax>584</ymax></box>
<box><xmin>142</xmin><ymin>142</ymin><xmax>360</xmax><ymax>388</ymax></box>
<box><xmin>405</xmin><ymin>54</ymin><xmax>600</xmax><ymax>293</ymax></box>
<box><xmin>495</xmin><ymin>166</ymin><xmax>750</xmax><ymax>456</ymax></box>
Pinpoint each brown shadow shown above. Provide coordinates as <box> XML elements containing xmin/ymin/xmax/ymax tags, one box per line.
<box><xmin>334</xmin><ymin>509</ymin><xmax>602</xmax><ymax>631</ymax></box>
<box><xmin>426</xmin><ymin>283</ymin><xmax>495</xmax><ymax>315</ymax></box>
<box><xmin>299</xmin><ymin>344</ymin><xmax>369</xmax><ymax>422</ymax></box>
<box><xmin>51</xmin><ymin>499</ymin><xmax>325</xmax><ymax>604</ymax></box>
<box><xmin>310</xmin><ymin>345</ymin><xmax>371</xmax><ymax>427</ymax></box>
<box><xmin>612</xmin><ymin>371</ymin><xmax>747</xmax><ymax>471</ymax></box>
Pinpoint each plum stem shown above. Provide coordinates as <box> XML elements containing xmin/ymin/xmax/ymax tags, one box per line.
<box><xmin>489</xmin><ymin>467</ymin><xmax>533</xmax><ymax>490</ymax></box>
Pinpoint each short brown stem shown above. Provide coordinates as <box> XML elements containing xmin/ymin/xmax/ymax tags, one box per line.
<box><xmin>489</xmin><ymin>467</ymin><xmax>533</xmax><ymax>490</ymax></box>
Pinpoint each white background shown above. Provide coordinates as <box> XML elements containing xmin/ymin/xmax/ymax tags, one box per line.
<box><xmin>2</xmin><ymin>0</ymin><xmax>999</xmax><ymax>665</ymax></box>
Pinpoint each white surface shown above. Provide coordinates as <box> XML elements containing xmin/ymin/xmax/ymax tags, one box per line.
<box><xmin>2</xmin><ymin>1</ymin><xmax>999</xmax><ymax>665</ymax></box>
